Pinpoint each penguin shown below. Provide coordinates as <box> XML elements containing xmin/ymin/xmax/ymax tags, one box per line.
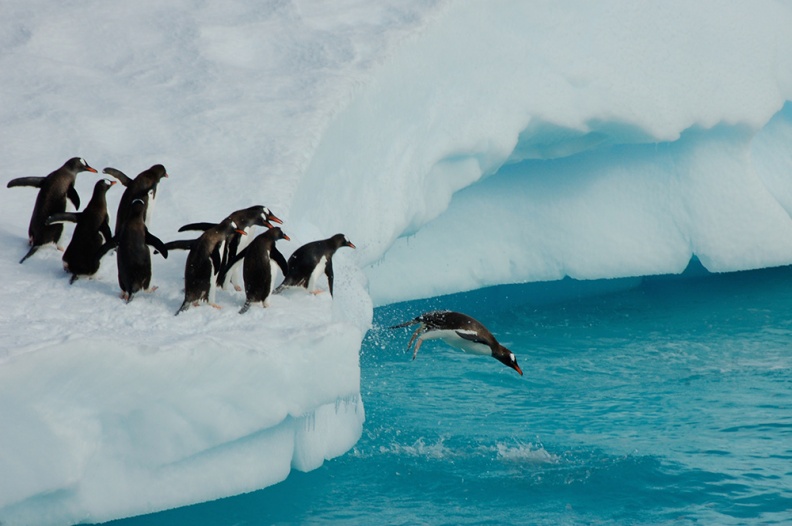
<box><xmin>45</xmin><ymin>178</ymin><xmax>116</xmax><ymax>284</ymax></box>
<box><xmin>7</xmin><ymin>157</ymin><xmax>98</xmax><ymax>263</ymax></box>
<box><xmin>175</xmin><ymin>219</ymin><xmax>247</xmax><ymax>315</ymax></box>
<box><xmin>219</xmin><ymin>227</ymin><xmax>290</xmax><ymax>314</ymax></box>
<box><xmin>178</xmin><ymin>205</ymin><xmax>284</xmax><ymax>290</ymax></box>
<box><xmin>104</xmin><ymin>164</ymin><xmax>168</xmax><ymax>235</ymax></box>
<box><xmin>98</xmin><ymin>198</ymin><xmax>168</xmax><ymax>302</ymax></box>
<box><xmin>274</xmin><ymin>233</ymin><xmax>355</xmax><ymax>296</ymax></box>
<box><xmin>389</xmin><ymin>310</ymin><xmax>523</xmax><ymax>375</ymax></box>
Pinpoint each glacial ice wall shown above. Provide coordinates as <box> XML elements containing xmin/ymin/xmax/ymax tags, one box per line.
<box><xmin>288</xmin><ymin>1</ymin><xmax>792</xmax><ymax>305</ymax></box>
<box><xmin>3</xmin><ymin>0</ymin><xmax>792</xmax><ymax>524</ymax></box>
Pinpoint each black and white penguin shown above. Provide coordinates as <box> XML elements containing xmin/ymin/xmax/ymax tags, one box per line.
<box><xmin>219</xmin><ymin>227</ymin><xmax>290</xmax><ymax>314</ymax></box>
<box><xmin>175</xmin><ymin>219</ymin><xmax>246</xmax><ymax>315</ymax></box>
<box><xmin>45</xmin><ymin>178</ymin><xmax>116</xmax><ymax>284</ymax></box>
<box><xmin>7</xmin><ymin>157</ymin><xmax>98</xmax><ymax>263</ymax></box>
<box><xmin>178</xmin><ymin>205</ymin><xmax>284</xmax><ymax>290</ymax></box>
<box><xmin>274</xmin><ymin>233</ymin><xmax>355</xmax><ymax>297</ymax></box>
<box><xmin>104</xmin><ymin>164</ymin><xmax>168</xmax><ymax>235</ymax></box>
<box><xmin>389</xmin><ymin>310</ymin><xmax>523</xmax><ymax>375</ymax></box>
<box><xmin>98</xmin><ymin>198</ymin><xmax>168</xmax><ymax>302</ymax></box>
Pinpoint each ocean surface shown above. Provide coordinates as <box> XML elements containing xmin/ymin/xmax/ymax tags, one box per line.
<box><xmin>102</xmin><ymin>262</ymin><xmax>792</xmax><ymax>525</ymax></box>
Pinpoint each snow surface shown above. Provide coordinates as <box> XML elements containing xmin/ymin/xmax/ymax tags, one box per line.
<box><xmin>2</xmin><ymin>0</ymin><xmax>792</xmax><ymax>524</ymax></box>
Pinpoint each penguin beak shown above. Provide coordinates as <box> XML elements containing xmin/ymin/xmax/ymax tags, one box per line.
<box><xmin>86</xmin><ymin>166</ymin><xmax>98</xmax><ymax>173</ymax></box>
<box><xmin>235</xmin><ymin>229</ymin><xmax>247</xmax><ymax>235</ymax></box>
<box><xmin>346</xmin><ymin>242</ymin><xmax>356</xmax><ymax>249</ymax></box>
<box><xmin>282</xmin><ymin>233</ymin><xmax>291</xmax><ymax>241</ymax></box>
<box><xmin>512</xmin><ymin>363</ymin><xmax>523</xmax><ymax>376</ymax></box>
<box><xmin>267</xmin><ymin>213</ymin><xmax>283</xmax><ymax>225</ymax></box>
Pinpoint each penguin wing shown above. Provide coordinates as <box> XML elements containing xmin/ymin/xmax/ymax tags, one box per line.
<box><xmin>162</xmin><ymin>239</ymin><xmax>196</xmax><ymax>251</ymax></box>
<box><xmin>455</xmin><ymin>330</ymin><xmax>489</xmax><ymax>346</ymax></box>
<box><xmin>178</xmin><ymin>222</ymin><xmax>215</xmax><ymax>233</ymax></box>
<box><xmin>67</xmin><ymin>186</ymin><xmax>80</xmax><ymax>210</ymax></box>
<box><xmin>100</xmin><ymin>219</ymin><xmax>112</xmax><ymax>245</ymax></box>
<box><xmin>145</xmin><ymin>231</ymin><xmax>168</xmax><ymax>259</ymax></box>
<box><xmin>103</xmin><ymin>167</ymin><xmax>132</xmax><ymax>186</ymax></box>
<box><xmin>97</xmin><ymin>238</ymin><xmax>118</xmax><ymax>259</ymax></box>
<box><xmin>325</xmin><ymin>258</ymin><xmax>335</xmax><ymax>296</ymax></box>
<box><xmin>218</xmin><ymin>246</ymin><xmax>249</xmax><ymax>285</ymax></box>
<box><xmin>7</xmin><ymin>177</ymin><xmax>44</xmax><ymax>188</ymax></box>
<box><xmin>271</xmin><ymin>246</ymin><xmax>289</xmax><ymax>275</ymax></box>
<box><xmin>45</xmin><ymin>212</ymin><xmax>79</xmax><ymax>225</ymax></box>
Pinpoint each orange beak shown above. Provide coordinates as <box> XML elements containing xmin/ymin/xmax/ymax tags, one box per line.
<box><xmin>235</xmin><ymin>229</ymin><xmax>247</xmax><ymax>235</ymax></box>
<box><xmin>268</xmin><ymin>213</ymin><xmax>283</xmax><ymax>225</ymax></box>
<box><xmin>282</xmin><ymin>233</ymin><xmax>291</xmax><ymax>241</ymax></box>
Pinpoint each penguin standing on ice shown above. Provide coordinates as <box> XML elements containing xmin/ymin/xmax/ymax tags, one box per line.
<box><xmin>7</xmin><ymin>157</ymin><xmax>98</xmax><ymax>263</ymax></box>
<box><xmin>175</xmin><ymin>219</ymin><xmax>247</xmax><ymax>315</ymax></box>
<box><xmin>219</xmin><ymin>227</ymin><xmax>290</xmax><ymax>314</ymax></box>
<box><xmin>45</xmin><ymin>178</ymin><xmax>116</xmax><ymax>284</ymax></box>
<box><xmin>274</xmin><ymin>233</ymin><xmax>355</xmax><ymax>297</ymax></box>
<box><xmin>98</xmin><ymin>198</ymin><xmax>169</xmax><ymax>302</ymax></box>
<box><xmin>389</xmin><ymin>310</ymin><xmax>523</xmax><ymax>375</ymax></box>
<box><xmin>103</xmin><ymin>164</ymin><xmax>168</xmax><ymax>235</ymax></box>
<box><xmin>178</xmin><ymin>205</ymin><xmax>283</xmax><ymax>290</ymax></box>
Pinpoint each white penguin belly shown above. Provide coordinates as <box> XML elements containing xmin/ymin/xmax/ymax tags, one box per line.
<box><xmin>421</xmin><ymin>329</ymin><xmax>491</xmax><ymax>356</ymax></box>
<box><xmin>307</xmin><ymin>256</ymin><xmax>327</xmax><ymax>292</ymax></box>
<box><xmin>144</xmin><ymin>189</ymin><xmax>156</xmax><ymax>227</ymax></box>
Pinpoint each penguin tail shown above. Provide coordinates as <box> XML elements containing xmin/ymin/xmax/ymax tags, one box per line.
<box><xmin>19</xmin><ymin>245</ymin><xmax>39</xmax><ymax>264</ymax></box>
<box><xmin>69</xmin><ymin>274</ymin><xmax>78</xmax><ymax>285</ymax></box>
<box><xmin>239</xmin><ymin>301</ymin><xmax>251</xmax><ymax>314</ymax></box>
<box><xmin>388</xmin><ymin>319</ymin><xmax>419</xmax><ymax>329</ymax></box>
<box><xmin>175</xmin><ymin>300</ymin><xmax>190</xmax><ymax>316</ymax></box>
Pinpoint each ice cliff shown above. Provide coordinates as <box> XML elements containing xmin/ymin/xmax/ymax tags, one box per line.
<box><xmin>2</xmin><ymin>1</ymin><xmax>792</xmax><ymax>524</ymax></box>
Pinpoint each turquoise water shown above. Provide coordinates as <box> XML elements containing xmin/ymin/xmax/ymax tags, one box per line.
<box><xmin>103</xmin><ymin>263</ymin><xmax>792</xmax><ymax>525</ymax></box>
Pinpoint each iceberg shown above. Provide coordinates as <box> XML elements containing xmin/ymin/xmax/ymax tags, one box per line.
<box><xmin>2</xmin><ymin>0</ymin><xmax>792</xmax><ymax>524</ymax></box>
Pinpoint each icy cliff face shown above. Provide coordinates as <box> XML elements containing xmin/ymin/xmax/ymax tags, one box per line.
<box><xmin>288</xmin><ymin>1</ymin><xmax>792</xmax><ymax>305</ymax></box>
<box><xmin>3</xmin><ymin>0</ymin><xmax>792</xmax><ymax>524</ymax></box>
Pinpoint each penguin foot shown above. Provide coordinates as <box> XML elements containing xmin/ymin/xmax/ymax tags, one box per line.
<box><xmin>310</xmin><ymin>290</ymin><xmax>325</xmax><ymax>295</ymax></box>
<box><xmin>234</xmin><ymin>285</ymin><xmax>243</xmax><ymax>292</ymax></box>
<box><xmin>120</xmin><ymin>292</ymin><xmax>129</xmax><ymax>301</ymax></box>
<box><xmin>57</xmin><ymin>245</ymin><xmax>65</xmax><ymax>252</ymax></box>
<box><xmin>210</xmin><ymin>303</ymin><xmax>222</xmax><ymax>310</ymax></box>
<box><xmin>147</xmin><ymin>286</ymin><xmax>159</xmax><ymax>293</ymax></box>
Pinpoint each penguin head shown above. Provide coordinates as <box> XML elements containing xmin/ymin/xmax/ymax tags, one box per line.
<box><xmin>94</xmin><ymin>178</ymin><xmax>117</xmax><ymax>194</ymax></box>
<box><xmin>330</xmin><ymin>233</ymin><xmax>356</xmax><ymax>250</ymax></box>
<box><xmin>65</xmin><ymin>157</ymin><xmax>98</xmax><ymax>174</ymax></box>
<box><xmin>258</xmin><ymin>206</ymin><xmax>283</xmax><ymax>228</ymax></box>
<box><xmin>147</xmin><ymin>164</ymin><xmax>168</xmax><ymax>181</ymax></box>
<box><xmin>494</xmin><ymin>345</ymin><xmax>523</xmax><ymax>376</ymax></box>
<box><xmin>268</xmin><ymin>227</ymin><xmax>290</xmax><ymax>242</ymax></box>
<box><xmin>226</xmin><ymin>220</ymin><xmax>247</xmax><ymax>236</ymax></box>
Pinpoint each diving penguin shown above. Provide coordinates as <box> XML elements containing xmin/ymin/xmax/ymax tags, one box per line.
<box><xmin>7</xmin><ymin>157</ymin><xmax>98</xmax><ymax>263</ymax></box>
<box><xmin>274</xmin><ymin>233</ymin><xmax>355</xmax><ymax>297</ymax></box>
<box><xmin>389</xmin><ymin>310</ymin><xmax>523</xmax><ymax>375</ymax></box>
<box><xmin>45</xmin><ymin>178</ymin><xmax>116</xmax><ymax>284</ymax></box>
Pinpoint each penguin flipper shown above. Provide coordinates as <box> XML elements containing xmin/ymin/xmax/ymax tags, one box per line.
<box><xmin>162</xmin><ymin>239</ymin><xmax>195</xmax><ymax>251</ymax></box>
<box><xmin>325</xmin><ymin>259</ymin><xmax>335</xmax><ymax>296</ymax></box>
<box><xmin>102</xmin><ymin>167</ymin><xmax>132</xmax><ymax>186</ymax></box>
<box><xmin>218</xmin><ymin>247</ymin><xmax>248</xmax><ymax>286</ymax></box>
<box><xmin>455</xmin><ymin>330</ymin><xmax>489</xmax><ymax>346</ymax></box>
<box><xmin>7</xmin><ymin>177</ymin><xmax>44</xmax><ymax>188</ymax></box>
<box><xmin>271</xmin><ymin>246</ymin><xmax>289</xmax><ymax>275</ymax></box>
<box><xmin>45</xmin><ymin>212</ymin><xmax>79</xmax><ymax>225</ymax></box>
<box><xmin>97</xmin><ymin>238</ymin><xmax>118</xmax><ymax>260</ymax></box>
<box><xmin>19</xmin><ymin>245</ymin><xmax>40</xmax><ymax>264</ymax></box>
<box><xmin>100</xmin><ymin>220</ymin><xmax>112</xmax><ymax>245</ymax></box>
<box><xmin>145</xmin><ymin>231</ymin><xmax>168</xmax><ymax>259</ymax></box>
<box><xmin>178</xmin><ymin>222</ymin><xmax>215</xmax><ymax>233</ymax></box>
<box><xmin>67</xmin><ymin>186</ymin><xmax>80</xmax><ymax>210</ymax></box>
